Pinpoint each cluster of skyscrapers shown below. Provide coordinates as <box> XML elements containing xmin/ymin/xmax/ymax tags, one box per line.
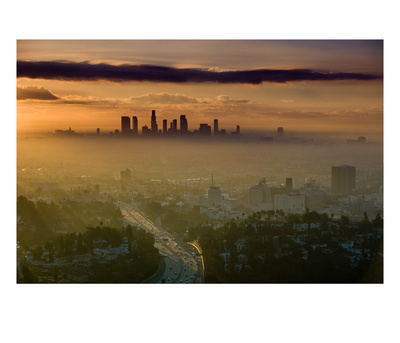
<box><xmin>119</xmin><ymin>110</ymin><xmax>240</xmax><ymax>136</ymax></box>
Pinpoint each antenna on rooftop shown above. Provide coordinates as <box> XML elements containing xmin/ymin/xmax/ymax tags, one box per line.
<box><xmin>211</xmin><ymin>173</ymin><xmax>214</xmax><ymax>187</ymax></box>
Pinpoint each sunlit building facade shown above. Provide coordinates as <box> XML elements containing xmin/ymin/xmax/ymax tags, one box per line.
<box><xmin>274</xmin><ymin>194</ymin><xmax>305</xmax><ymax>213</ymax></box>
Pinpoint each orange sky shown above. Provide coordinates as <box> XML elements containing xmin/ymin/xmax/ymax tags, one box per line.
<box><xmin>17</xmin><ymin>40</ymin><xmax>383</xmax><ymax>141</ymax></box>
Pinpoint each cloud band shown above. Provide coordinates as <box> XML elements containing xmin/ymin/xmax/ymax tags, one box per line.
<box><xmin>17</xmin><ymin>86</ymin><xmax>59</xmax><ymax>100</ymax></box>
<box><xmin>17</xmin><ymin>60</ymin><xmax>382</xmax><ymax>84</ymax></box>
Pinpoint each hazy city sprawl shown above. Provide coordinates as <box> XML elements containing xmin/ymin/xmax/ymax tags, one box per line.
<box><xmin>17</xmin><ymin>40</ymin><xmax>383</xmax><ymax>283</ymax></box>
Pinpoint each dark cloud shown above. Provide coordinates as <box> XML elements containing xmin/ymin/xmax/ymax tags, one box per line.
<box><xmin>17</xmin><ymin>86</ymin><xmax>59</xmax><ymax>100</ymax></box>
<box><xmin>17</xmin><ymin>60</ymin><xmax>382</xmax><ymax>84</ymax></box>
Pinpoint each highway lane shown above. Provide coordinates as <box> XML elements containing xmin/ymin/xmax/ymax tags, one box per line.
<box><xmin>117</xmin><ymin>201</ymin><xmax>202</xmax><ymax>283</ymax></box>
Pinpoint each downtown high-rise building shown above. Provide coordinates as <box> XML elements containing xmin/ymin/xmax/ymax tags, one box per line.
<box><xmin>199</xmin><ymin>123</ymin><xmax>211</xmax><ymax>135</ymax></box>
<box><xmin>163</xmin><ymin>119</ymin><xmax>167</xmax><ymax>134</ymax></box>
<box><xmin>121</xmin><ymin>116</ymin><xmax>131</xmax><ymax>135</ymax></box>
<box><xmin>171</xmin><ymin>119</ymin><xmax>178</xmax><ymax>132</ymax></box>
<box><xmin>231</xmin><ymin>125</ymin><xmax>240</xmax><ymax>136</ymax></box>
<box><xmin>180</xmin><ymin>115</ymin><xmax>188</xmax><ymax>133</ymax></box>
<box><xmin>331</xmin><ymin>165</ymin><xmax>356</xmax><ymax>194</ymax></box>
<box><xmin>214</xmin><ymin>119</ymin><xmax>219</xmax><ymax>135</ymax></box>
<box><xmin>151</xmin><ymin>110</ymin><xmax>158</xmax><ymax>133</ymax></box>
<box><xmin>132</xmin><ymin>116</ymin><xmax>138</xmax><ymax>134</ymax></box>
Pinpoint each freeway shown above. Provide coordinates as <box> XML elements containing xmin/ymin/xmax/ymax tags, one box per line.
<box><xmin>117</xmin><ymin>201</ymin><xmax>203</xmax><ymax>284</ymax></box>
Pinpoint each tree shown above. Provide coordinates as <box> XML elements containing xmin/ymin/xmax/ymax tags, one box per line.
<box><xmin>360</xmin><ymin>212</ymin><xmax>372</xmax><ymax>232</ymax></box>
<box><xmin>32</xmin><ymin>245</ymin><xmax>44</xmax><ymax>261</ymax></box>
<box><xmin>19</xmin><ymin>263</ymin><xmax>38</xmax><ymax>283</ymax></box>
<box><xmin>372</xmin><ymin>212</ymin><xmax>383</xmax><ymax>229</ymax></box>
<box><xmin>340</xmin><ymin>215</ymin><xmax>350</xmax><ymax>226</ymax></box>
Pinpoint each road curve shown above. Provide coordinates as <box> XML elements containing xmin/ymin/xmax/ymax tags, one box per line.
<box><xmin>117</xmin><ymin>201</ymin><xmax>203</xmax><ymax>284</ymax></box>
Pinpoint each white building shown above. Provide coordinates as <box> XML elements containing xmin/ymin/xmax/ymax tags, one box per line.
<box><xmin>248</xmin><ymin>182</ymin><xmax>273</xmax><ymax>211</ymax></box>
<box><xmin>208</xmin><ymin>186</ymin><xmax>222</xmax><ymax>206</ymax></box>
<box><xmin>274</xmin><ymin>193</ymin><xmax>305</xmax><ymax>213</ymax></box>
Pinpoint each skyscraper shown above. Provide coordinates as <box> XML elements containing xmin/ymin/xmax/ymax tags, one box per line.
<box><xmin>277</xmin><ymin>127</ymin><xmax>284</xmax><ymax>136</ymax></box>
<box><xmin>121</xmin><ymin>116</ymin><xmax>131</xmax><ymax>135</ymax></box>
<box><xmin>180</xmin><ymin>115</ymin><xmax>188</xmax><ymax>133</ymax></box>
<box><xmin>199</xmin><ymin>123</ymin><xmax>211</xmax><ymax>135</ymax></box>
<box><xmin>163</xmin><ymin>119</ymin><xmax>167</xmax><ymax>134</ymax></box>
<box><xmin>132</xmin><ymin>116</ymin><xmax>138</xmax><ymax>134</ymax></box>
<box><xmin>231</xmin><ymin>125</ymin><xmax>240</xmax><ymax>136</ymax></box>
<box><xmin>151</xmin><ymin>110</ymin><xmax>158</xmax><ymax>133</ymax></box>
<box><xmin>214</xmin><ymin>119</ymin><xmax>219</xmax><ymax>135</ymax></box>
<box><xmin>172</xmin><ymin>119</ymin><xmax>178</xmax><ymax>132</ymax></box>
<box><xmin>332</xmin><ymin>165</ymin><xmax>356</xmax><ymax>194</ymax></box>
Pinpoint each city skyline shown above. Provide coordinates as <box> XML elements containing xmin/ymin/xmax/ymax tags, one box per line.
<box><xmin>117</xmin><ymin>111</ymin><xmax>238</xmax><ymax>136</ymax></box>
<box><xmin>17</xmin><ymin>40</ymin><xmax>383</xmax><ymax>142</ymax></box>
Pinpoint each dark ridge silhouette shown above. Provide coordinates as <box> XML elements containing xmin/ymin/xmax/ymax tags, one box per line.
<box><xmin>17</xmin><ymin>60</ymin><xmax>382</xmax><ymax>84</ymax></box>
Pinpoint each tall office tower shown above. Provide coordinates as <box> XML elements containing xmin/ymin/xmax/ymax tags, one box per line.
<box><xmin>277</xmin><ymin>127</ymin><xmax>284</xmax><ymax>136</ymax></box>
<box><xmin>231</xmin><ymin>125</ymin><xmax>240</xmax><ymax>136</ymax></box>
<box><xmin>208</xmin><ymin>173</ymin><xmax>222</xmax><ymax>206</ymax></box>
<box><xmin>180</xmin><ymin>115</ymin><xmax>188</xmax><ymax>133</ymax></box>
<box><xmin>214</xmin><ymin>119</ymin><xmax>219</xmax><ymax>135</ymax></box>
<box><xmin>96</xmin><ymin>128</ymin><xmax>100</xmax><ymax>135</ymax></box>
<box><xmin>286</xmin><ymin>178</ymin><xmax>293</xmax><ymax>191</ymax></box>
<box><xmin>199</xmin><ymin>123</ymin><xmax>212</xmax><ymax>135</ymax></box>
<box><xmin>151</xmin><ymin>110</ymin><xmax>158</xmax><ymax>133</ymax></box>
<box><xmin>163</xmin><ymin>119</ymin><xmax>167</xmax><ymax>134</ymax></box>
<box><xmin>172</xmin><ymin>119</ymin><xmax>178</xmax><ymax>132</ymax></box>
<box><xmin>331</xmin><ymin>165</ymin><xmax>356</xmax><ymax>194</ymax></box>
<box><xmin>132</xmin><ymin>116</ymin><xmax>138</xmax><ymax>134</ymax></box>
<box><xmin>121</xmin><ymin>116</ymin><xmax>131</xmax><ymax>135</ymax></box>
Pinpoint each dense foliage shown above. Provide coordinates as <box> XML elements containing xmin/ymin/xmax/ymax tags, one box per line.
<box><xmin>17</xmin><ymin>225</ymin><xmax>160</xmax><ymax>283</ymax></box>
<box><xmin>188</xmin><ymin>210</ymin><xmax>383</xmax><ymax>283</ymax></box>
<box><xmin>17</xmin><ymin>195</ymin><xmax>123</xmax><ymax>244</ymax></box>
